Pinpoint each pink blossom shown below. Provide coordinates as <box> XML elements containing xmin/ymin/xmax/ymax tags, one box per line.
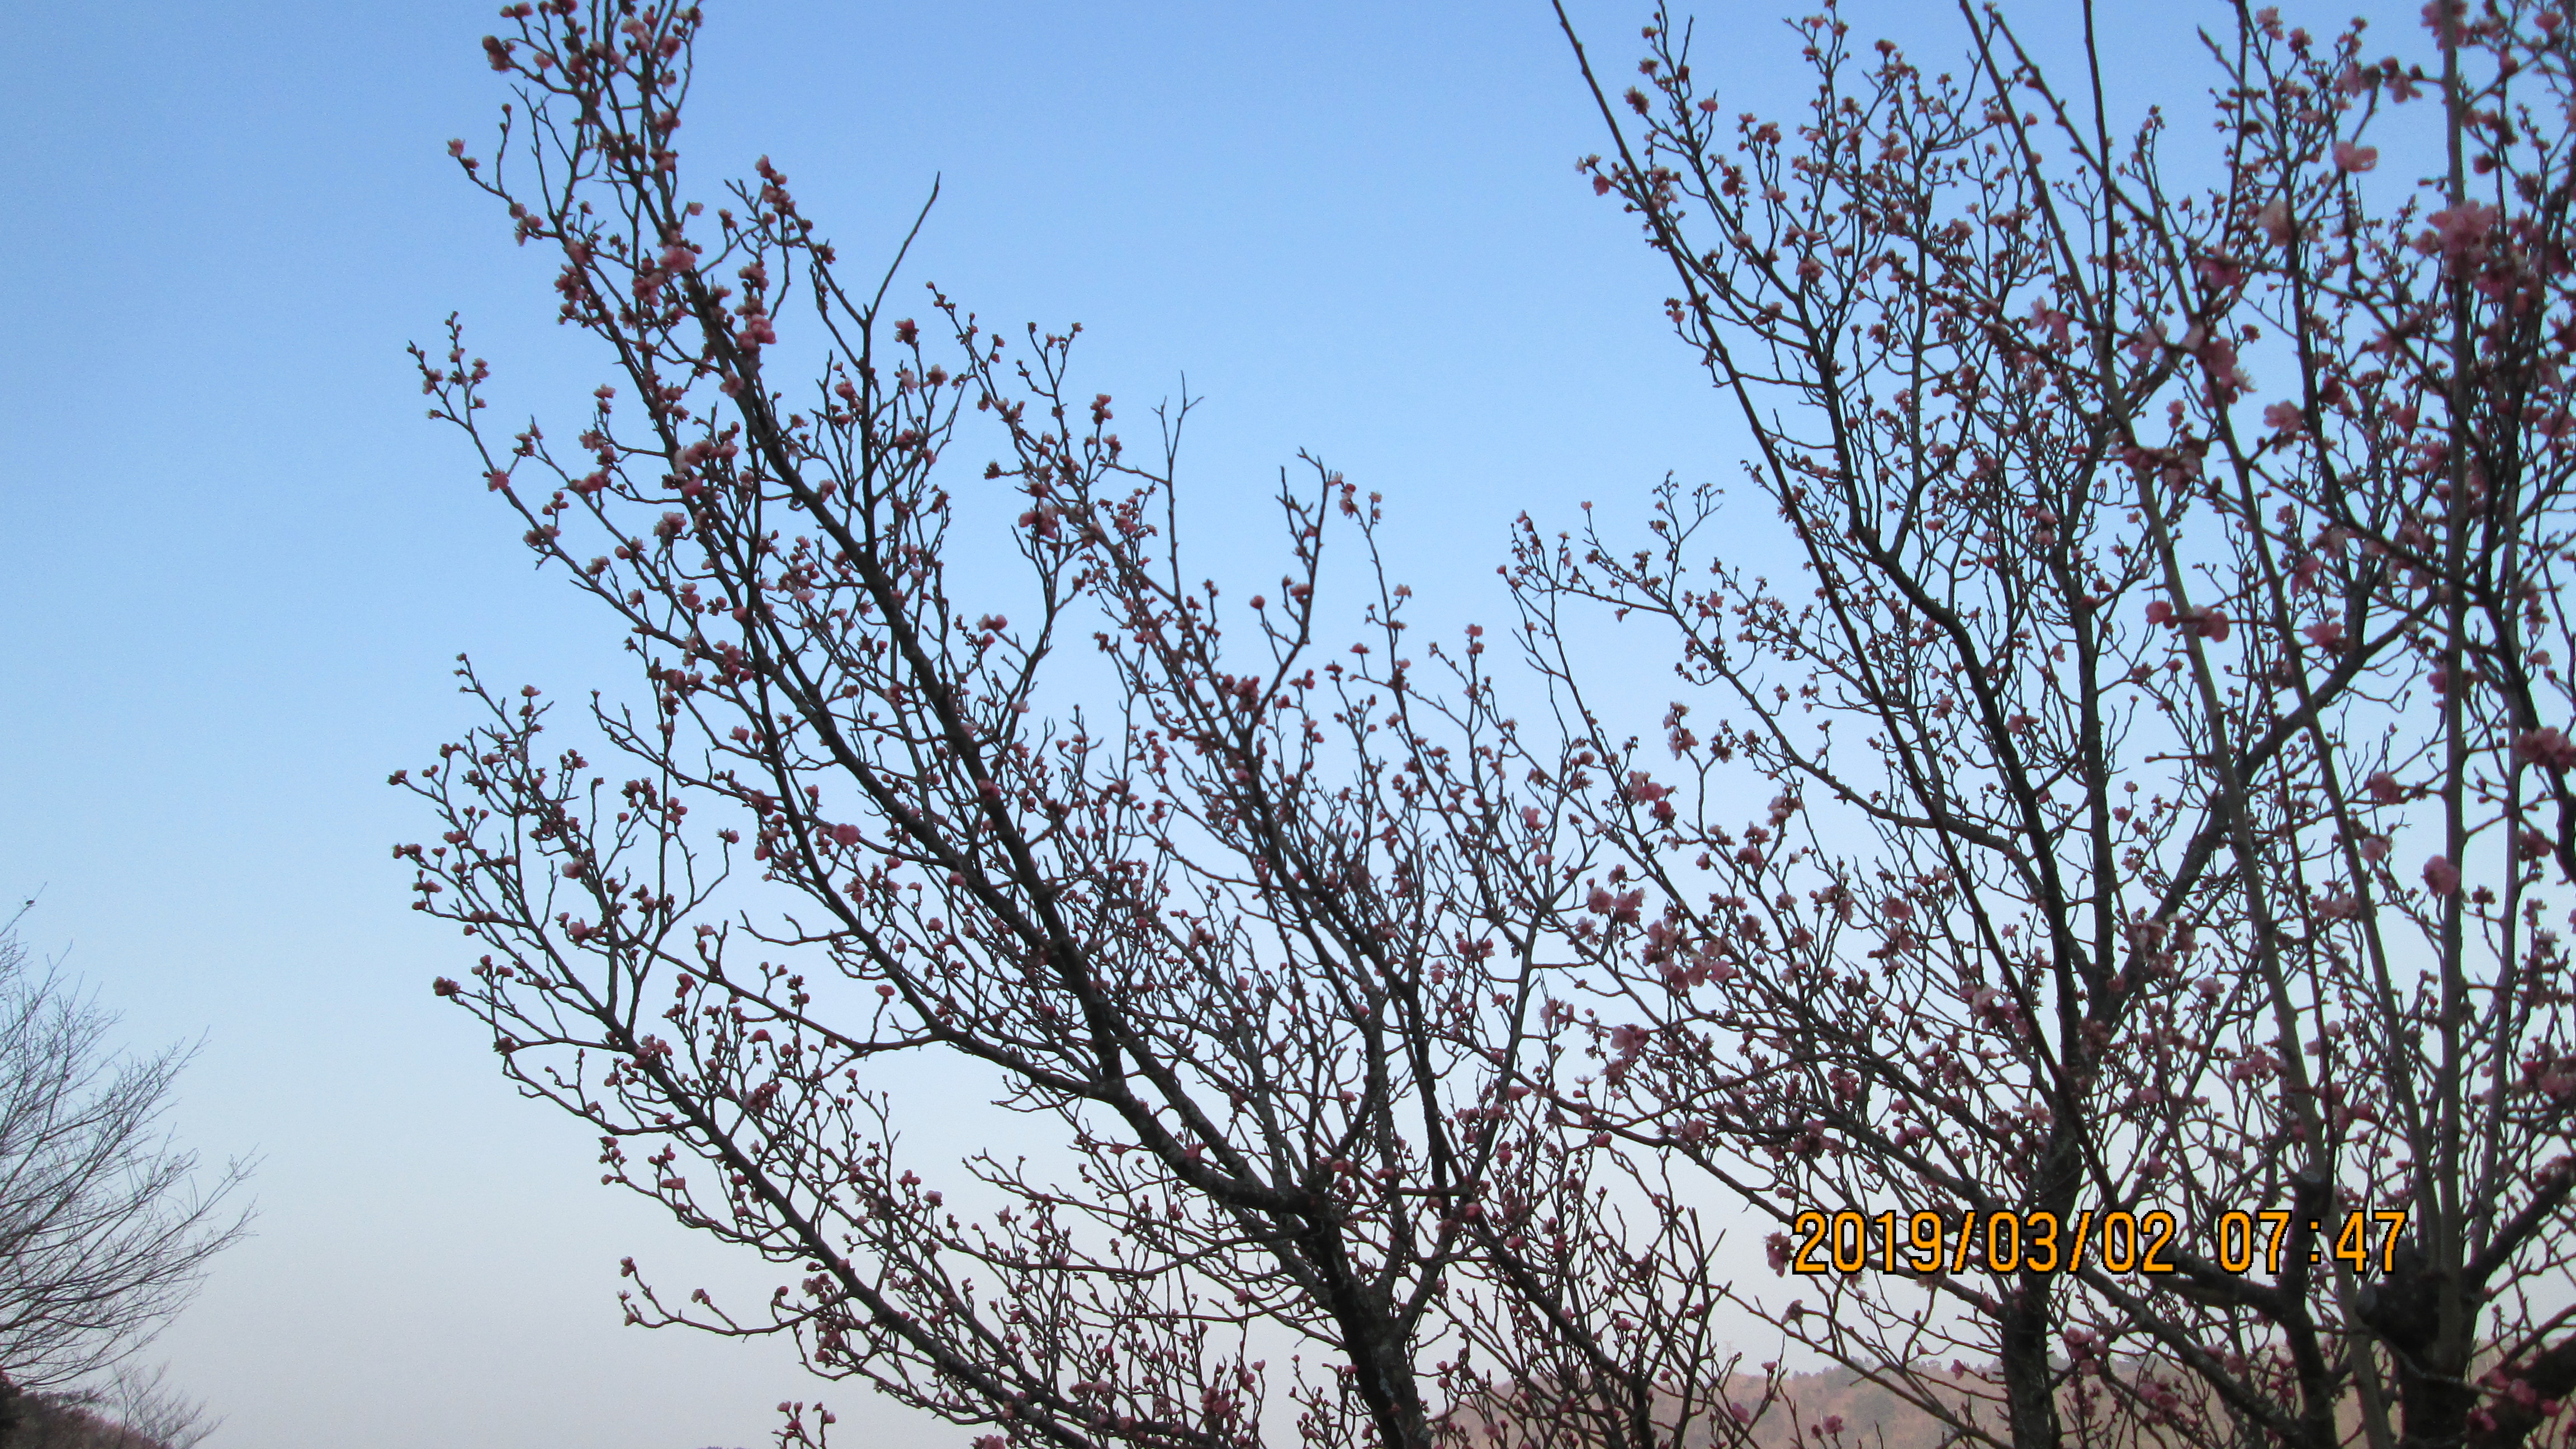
<box><xmin>1766</xmin><ymin>1232</ymin><xmax>1791</xmax><ymax>1275</ymax></box>
<box><xmin>830</xmin><ymin>823</ymin><xmax>860</xmax><ymax>846</ymax></box>
<box><xmin>2422</xmin><ymin>855</ymin><xmax>2460</xmax><ymax>896</ymax></box>
<box><xmin>2029</xmin><ymin>301</ymin><xmax>2073</xmax><ymax>349</ymax></box>
<box><xmin>2260</xmin><ymin>198</ymin><xmax>2295</xmax><ymax>247</ymax></box>
<box><xmin>2361</xmin><ymin>834</ymin><xmax>2393</xmax><ymax>863</ymax></box>
<box><xmin>2367</xmin><ymin>771</ymin><xmax>2405</xmax><ymax>803</ymax></box>
<box><xmin>2421</xmin><ymin>203</ymin><xmax>2498</xmax><ymax>262</ymax></box>
<box><xmin>1609</xmin><ymin>1023</ymin><xmax>1650</xmax><ymax>1058</ymax></box>
<box><xmin>2334</xmin><ymin>140</ymin><xmax>2379</xmax><ymax>173</ymax></box>
<box><xmin>2196</xmin><ymin>337</ymin><xmax>2249</xmax><ymax>401</ymax></box>
<box><xmin>2515</xmin><ymin>727</ymin><xmax>2576</xmax><ymax>773</ymax></box>
<box><xmin>2145</xmin><ymin>599</ymin><xmax>2174</xmax><ymax>627</ymax></box>
<box><xmin>2302</xmin><ymin>620</ymin><xmax>2346</xmax><ymax>652</ymax></box>
<box><xmin>1642</xmin><ymin>920</ymin><xmax>1679</xmax><ymax>964</ymax></box>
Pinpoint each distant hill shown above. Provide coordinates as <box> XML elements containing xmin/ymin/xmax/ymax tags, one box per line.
<box><xmin>1723</xmin><ymin>1365</ymin><xmax>1987</xmax><ymax>1449</ymax></box>
<box><xmin>1448</xmin><ymin>1357</ymin><xmax>2433</xmax><ymax>1449</ymax></box>
<box><xmin>1444</xmin><ymin>1360</ymin><xmax>2250</xmax><ymax>1448</ymax></box>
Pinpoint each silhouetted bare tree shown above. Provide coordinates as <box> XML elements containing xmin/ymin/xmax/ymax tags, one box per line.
<box><xmin>0</xmin><ymin>910</ymin><xmax>248</xmax><ymax>1435</ymax></box>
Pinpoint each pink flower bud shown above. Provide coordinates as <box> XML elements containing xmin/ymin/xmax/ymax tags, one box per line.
<box><xmin>2423</xmin><ymin>855</ymin><xmax>2460</xmax><ymax>896</ymax></box>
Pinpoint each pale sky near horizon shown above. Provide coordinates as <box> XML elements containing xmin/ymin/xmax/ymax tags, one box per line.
<box><xmin>3</xmin><ymin>2</ymin><xmax>2256</xmax><ymax>1444</ymax></box>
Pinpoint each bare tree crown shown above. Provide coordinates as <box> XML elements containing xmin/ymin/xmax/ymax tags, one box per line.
<box><xmin>402</xmin><ymin>3</ymin><xmax>2576</xmax><ymax>1448</ymax></box>
<box><xmin>0</xmin><ymin>913</ymin><xmax>250</xmax><ymax>1415</ymax></box>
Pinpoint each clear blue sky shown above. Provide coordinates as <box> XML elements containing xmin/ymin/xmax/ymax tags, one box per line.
<box><xmin>2</xmin><ymin>2</ymin><xmax>2231</xmax><ymax>1444</ymax></box>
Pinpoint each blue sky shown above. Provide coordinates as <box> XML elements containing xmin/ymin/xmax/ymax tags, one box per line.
<box><xmin>2</xmin><ymin>2</ymin><xmax>2232</xmax><ymax>1444</ymax></box>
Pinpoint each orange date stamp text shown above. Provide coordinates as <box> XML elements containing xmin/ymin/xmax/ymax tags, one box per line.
<box><xmin>1786</xmin><ymin>1208</ymin><xmax>2409</xmax><ymax>1277</ymax></box>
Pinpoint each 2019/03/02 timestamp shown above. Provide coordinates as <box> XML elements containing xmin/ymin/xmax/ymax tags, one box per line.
<box><xmin>1785</xmin><ymin>1208</ymin><xmax>2411</xmax><ymax>1277</ymax></box>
